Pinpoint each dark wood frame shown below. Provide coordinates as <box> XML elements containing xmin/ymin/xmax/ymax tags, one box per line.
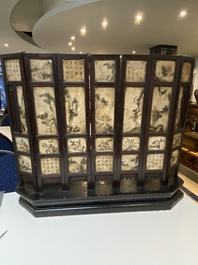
<box><xmin>0</xmin><ymin>52</ymin><xmax>195</xmax><ymax>217</ymax></box>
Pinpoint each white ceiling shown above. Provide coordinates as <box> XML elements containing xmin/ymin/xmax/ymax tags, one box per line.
<box><xmin>1</xmin><ymin>0</ymin><xmax>198</xmax><ymax>56</ymax></box>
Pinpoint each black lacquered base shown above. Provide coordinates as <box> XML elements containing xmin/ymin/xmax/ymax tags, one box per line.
<box><xmin>16</xmin><ymin>178</ymin><xmax>184</xmax><ymax>217</ymax></box>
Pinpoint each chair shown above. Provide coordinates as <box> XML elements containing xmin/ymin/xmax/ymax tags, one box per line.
<box><xmin>0</xmin><ymin>132</ymin><xmax>13</xmax><ymax>151</ymax></box>
<box><xmin>0</xmin><ymin>114</ymin><xmax>9</xmax><ymax>126</ymax></box>
<box><xmin>0</xmin><ymin>150</ymin><xmax>18</xmax><ymax>192</ymax></box>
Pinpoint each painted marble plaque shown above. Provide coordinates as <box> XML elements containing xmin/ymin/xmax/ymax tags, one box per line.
<box><xmin>146</xmin><ymin>154</ymin><xmax>164</xmax><ymax>170</ymax></box>
<box><xmin>67</xmin><ymin>138</ymin><xmax>87</xmax><ymax>152</ymax></box>
<box><xmin>155</xmin><ymin>60</ymin><xmax>175</xmax><ymax>82</ymax></box>
<box><xmin>40</xmin><ymin>157</ymin><xmax>60</xmax><ymax>175</ymax></box>
<box><xmin>16</xmin><ymin>86</ymin><xmax>28</xmax><ymax>134</ymax></box>
<box><xmin>174</xmin><ymin>87</ymin><xmax>184</xmax><ymax>130</ymax></box>
<box><xmin>181</xmin><ymin>62</ymin><xmax>192</xmax><ymax>82</ymax></box>
<box><xmin>30</xmin><ymin>59</ymin><xmax>53</xmax><ymax>82</ymax></box>
<box><xmin>148</xmin><ymin>136</ymin><xmax>166</xmax><ymax>150</ymax></box>
<box><xmin>123</xmin><ymin>87</ymin><xmax>144</xmax><ymax>133</ymax></box>
<box><xmin>122</xmin><ymin>137</ymin><xmax>140</xmax><ymax>151</ymax></box>
<box><xmin>95</xmin><ymin>87</ymin><xmax>115</xmax><ymax>134</ymax></box>
<box><xmin>63</xmin><ymin>59</ymin><xmax>84</xmax><ymax>82</ymax></box>
<box><xmin>18</xmin><ymin>155</ymin><xmax>32</xmax><ymax>173</ymax></box>
<box><xmin>4</xmin><ymin>59</ymin><xmax>21</xmax><ymax>81</ymax></box>
<box><xmin>33</xmin><ymin>86</ymin><xmax>57</xmax><ymax>135</ymax></box>
<box><xmin>121</xmin><ymin>154</ymin><xmax>139</xmax><ymax>171</ymax></box>
<box><xmin>96</xmin><ymin>155</ymin><xmax>113</xmax><ymax>172</ymax></box>
<box><xmin>126</xmin><ymin>60</ymin><xmax>146</xmax><ymax>82</ymax></box>
<box><xmin>172</xmin><ymin>133</ymin><xmax>182</xmax><ymax>148</ymax></box>
<box><xmin>95</xmin><ymin>60</ymin><xmax>115</xmax><ymax>82</ymax></box>
<box><xmin>65</xmin><ymin>87</ymin><xmax>86</xmax><ymax>134</ymax></box>
<box><xmin>39</xmin><ymin>139</ymin><xmax>59</xmax><ymax>154</ymax></box>
<box><xmin>68</xmin><ymin>156</ymin><xmax>87</xmax><ymax>173</ymax></box>
<box><xmin>95</xmin><ymin>138</ymin><xmax>113</xmax><ymax>152</ymax></box>
<box><xmin>170</xmin><ymin>150</ymin><xmax>179</xmax><ymax>166</ymax></box>
<box><xmin>150</xmin><ymin>87</ymin><xmax>172</xmax><ymax>132</ymax></box>
<box><xmin>15</xmin><ymin>137</ymin><xmax>30</xmax><ymax>152</ymax></box>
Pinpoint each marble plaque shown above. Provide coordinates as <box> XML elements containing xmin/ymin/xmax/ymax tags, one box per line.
<box><xmin>30</xmin><ymin>59</ymin><xmax>53</xmax><ymax>82</ymax></box>
<box><xmin>95</xmin><ymin>87</ymin><xmax>115</xmax><ymax>134</ymax></box>
<box><xmin>39</xmin><ymin>139</ymin><xmax>59</xmax><ymax>154</ymax></box>
<box><xmin>150</xmin><ymin>87</ymin><xmax>172</xmax><ymax>132</ymax></box>
<box><xmin>96</xmin><ymin>155</ymin><xmax>113</xmax><ymax>172</ymax></box>
<box><xmin>174</xmin><ymin>87</ymin><xmax>184</xmax><ymax>130</ymax></box>
<box><xmin>95</xmin><ymin>138</ymin><xmax>113</xmax><ymax>152</ymax></box>
<box><xmin>33</xmin><ymin>86</ymin><xmax>57</xmax><ymax>135</ymax></box>
<box><xmin>126</xmin><ymin>60</ymin><xmax>146</xmax><ymax>82</ymax></box>
<box><xmin>15</xmin><ymin>137</ymin><xmax>30</xmax><ymax>152</ymax></box>
<box><xmin>5</xmin><ymin>59</ymin><xmax>21</xmax><ymax>81</ymax></box>
<box><xmin>123</xmin><ymin>87</ymin><xmax>144</xmax><ymax>133</ymax></box>
<box><xmin>18</xmin><ymin>155</ymin><xmax>32</xmax><ymax>173</ymax></box>
<box><xmin>181</xmin><ymin>62</ymin><xmax>192</xmax><ymax>82</ymax></box>
<box><xmin>172</xmin><ymin>133</ymin><xmax>182</xmax><ymax>148</ymax></box>
<box><xmin>67</xmin><ymin>138</ymin><xmax>87</xmax><ymax>152</ymax></box>
<box><xmin>170</xmin><ymin>150</ymin><xmax>179</xmax><ymax>166</ymax></box>
<box><xmin>95</xmin><ymin>60</ymin><xmax>115</xmax><ymax>82</ymax></box>
<box><xmin>68</xmin><ymin>156</ymin><xmax>87</xmax><ymax>173</ymax></box>
<box><xmin>148</xmin><ymin>136</ymin><xmax>166</xmax><ymax>150</ymax></box>
<box><xmin>122</xmin><ymin>137</ymin><xmax>140</xmax><ymax>151</ymax></box>
<box><xmin>16</xmin><ymin>86</ymin><xmax>28</xmax><ymax>134</ymax></box>
<box><xmin>41</xmin><ymin>157</ymin><xmax>60</xmax><ymax>175</ymax></box>
<box><xmin>146</xmin><ymin>154</ymin><xmax>164</xmax><ymax>170</ymax></box>
<box><xmin>121</xmin><ymin>154</ymin><xmax>139</xmax><ymax>171</ymax></box>
<box><xmin>63</xmin><ymin>59</ymin><xmax>84</xmax><ymax>82</ymax></box>
<box><xmin>65</xmin><ymin>87</ymin><xmax>86</xmax><ymax>134</ymax></box>
<box><xmin>155</xmin><ymin>60</ymin><xmax>175</xmax><ymax>82</ymax></box>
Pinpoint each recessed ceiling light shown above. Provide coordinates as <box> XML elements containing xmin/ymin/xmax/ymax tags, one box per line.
<box><xmin>136</xmin><ymin>15</ymin><xmax>142</xmax><ymax>20</ymax></box>
<box><xmin>71</xmin><ymin>47</ymin><xmax>75</xmax><ymax>51</ymax></box>
<box><xmin>135</xmin><ymin>12</ymin><xmax>143</xmax><ymax>24</ymax></box>
<box><xmin>132</xmin><ymin>51</ymin><xmax>136</xmax><ymax>54</ymax></box>
<box><xmin>79</xmin><ymin>51</ymin><xmax>82</xmax><ymax>54</ymax></box>
<box><xmin>80</xmin><ymin>27</ymin><xmax>86</xmax><ymax>36</ymax></box>
<box><xmin>4</xmin><ymin>43</ymin><xmax>8</xmax><ymax>47</ymax></box>
<box><xmin>102</xmin><ymin>19</ymin><xmax>108</xmax><ymax>29</ymax></box>
<box><xmin>179</xmin><ymin>10</ymin><xmax>187</xmax><ymax>17</ymax></box>
<box><xmin>71</xmin><ymin>36</ymin><xmax>75</xmax><ymax>40</ymax></box>
<box><xmin>68</xmin><ymin>42</ymin><xmax>72</xmax><ymax>46</ymax></box>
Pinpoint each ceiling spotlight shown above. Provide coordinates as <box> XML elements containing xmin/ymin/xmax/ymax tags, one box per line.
<box><xmin>102</xmin><ymin>19</ymin><xmax>108</xmax><ymax>29</ymax></box>
<box><xmin>136</xmin><ymin>15</ymin><xmax>142</xmax><ymax>20</ymax></box>
<box><xmin>179</xmin><ymin>10</ymin><xmax>187</xmax><ymax>17</ymax></box>
<box><xmin>71</xmin><ymin>36</ymin><xmax>75</xmax><ymax>40</ymax></box>
<box><xmin>135</xmin><ymin>12</ymin><xmax>143</xmax><ymax>25</ymax></box>
<box><xmin>71</xmin><ymin>47</ymin><xmax>75</xmax><ymax>51</ymax></box>
<box><xmin>80</xmin><ymin>27</ymin><xmax>86</xmax><ymax>36</ymax></box>
<box><xmin>68</xmin><ymin>42</ymin><xmax>72</xmax><ymax>46</ymax></box>
<box><xmin>4</xmin><ymin>43</ymin><xmax>8</xmax><ymax>47</ymax></box>
<box><xmin>132</xmin><ymin>51</ymin><xmax>136</xmax><ymax>54</ymax></box>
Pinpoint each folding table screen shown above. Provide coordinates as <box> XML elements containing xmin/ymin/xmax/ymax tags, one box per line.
<box><xmin>1</xmin><ymin>52</ymin><xmax>195</xmax><ymax>217</ymax></box>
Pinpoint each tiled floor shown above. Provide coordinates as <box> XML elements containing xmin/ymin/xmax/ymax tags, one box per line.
<box><xmin>178</xmin><ymin>164</ymin><xmax>198</xmax><ymax>203</ymax></box>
